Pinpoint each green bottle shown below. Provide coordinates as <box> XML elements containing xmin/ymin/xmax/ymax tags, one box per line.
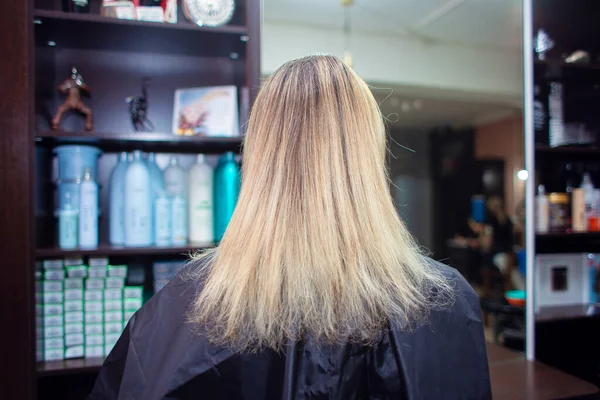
<box><xmin>214</xmin><ymin>152</ymin><xmax>240</xmax><ymax>242</ymax></box>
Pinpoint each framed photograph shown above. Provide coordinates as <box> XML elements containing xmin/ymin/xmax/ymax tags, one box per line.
<box><xmin>535</xmin><ymin>253</ymin><xmax>590</xmax><ymax>310</ymax></box>
<box><xmin>172</xmin><ymin>86</ymin><xmax>239</xmax><ymax>137</ymax></box>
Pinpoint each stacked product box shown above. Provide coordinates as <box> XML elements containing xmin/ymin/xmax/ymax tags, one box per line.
<box><xmin>37</xmin><ymin>257</ymin><xmax>145</xmax><ymax>361</ymax></box>
<box><xmin>153</xmin><ymin>261</ymin><xmax>186</xmax><ymax>293</ymax></box>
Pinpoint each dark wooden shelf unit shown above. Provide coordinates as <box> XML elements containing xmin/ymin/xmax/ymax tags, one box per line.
<box><xmin>534</xmin><ymin>58</ymin><xmax>600</xmax><ymax>71</ymax></box>
<box><xmin>36</xmin><ymin>243</ymin><xmax>209</xmax><ymax>258</ymax></box>
<box><xmin>34</xmin><ymin>9</ymin><xmax>248</xmax><ymax>58</ymax></box>
<box><xmin>36</xmin><ymin>131</ymin><xmax>244</xmax><ymax>154</ymax></box>
<box><xmin>536</xmin><ymin>145</ymin><xmax>600</xmax><ymax>155</ymax></box>
<box><xmin>536</xmin><ymin>231</ymin><xmax>600</xmax><ymax>239</ymax></box>
<box><xmin>37</xmin><ymin>358</ymin><xmax>104</xmax><ymax>377</ymax></box>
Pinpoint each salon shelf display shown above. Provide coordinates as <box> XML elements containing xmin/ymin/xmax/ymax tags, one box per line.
<box><xmin>35</xmin><ymin>244</ymin><xmax>208</xmax><ymax>258</ymax></box>
<box><xmin>38</xmin><ymin>357</ymin><xmax>103</xmax><ymax>377</ymax></box>
<box><xmin>33</xmin><ymin>9</ymin><xmax>248</xmax><ymax>58</ymax></box>
<box><xmin>36</xmin><ymin>131</ymin><xmax>243</xmax><ymax>154</ymax></box>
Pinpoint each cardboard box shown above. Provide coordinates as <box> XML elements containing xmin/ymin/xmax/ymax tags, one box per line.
<box><xmin>89</xmin><ymin>257</ymin><xmax>109</xmax><ymax>267</ymax></box>
<box><xmin>85</xmin><ymin>323</ymin><xmax>104</xmax><ymax>336</ymax></box>
<box><xmin>44</xmin><ymin>348</ymin><xmax>64</xmax><ymax>361</ymax></box>
<box><xmin>104</xmin><ymin>289</ymin><xmax>122</xmax><ymax>300</ymax></box>
<box><xmin>43</xmin><ymin>280</ymin><xmax>63</xmax><ymax>292</ymax></box>
<box><xmin>43</xmin><ymin>304</ymin><xmax>64</xmax><ymax>316</ymax></box>
<box><xmin>65</xmin><ymin>323</ymin><xmax>84</xmax><ymax>335</ymax></box>
<box><xmin>85</xmin><ymin>345</ymin><xmax>103</xmax><ymax>359</ymax></box>
<box><xmin>44</xmin><ymin>337</ymin><xmax>64</xmax><ymax>349</ymax></box>
<box><xmin>105</xmin><ymin>277</ymin><xmax>124</xmax><ymax>289</ymax></box>
<box><xmin>65</xmin><ymin>288</ymin><xmax>84</xmax><ymax>301</ymax></box>
<box><xmin>124</xmin><ymin>286</ymin><xmax>143</xmax><ymax>299</ymax></box>
<box><xmin>86</xmin><ymin>278</ymin><xmax>105</xmax><ymax>290</ymax></box>
<box><xmin>64</xmin><ymin>300</ymin><xmax>83</xmax><ymax>312</ymax></box>
<box><xmin>86</xmin><ymin>334</ymin><xmax>104</xmax><ymax>346</ymax></box>
<box><xmin>85</xmin><ymin>290</ymin><xmax>103</xmax><ymax>301</ymax></box>
<box><xmin>42</xmin><ymin>260</ymin><xmax>63</xmax><ymax>270</ymax></box>
<box><xmin>64</xmin><ymin>257</ymin><xmax>84</xmax><ymax>267</ymax></box>
<box><xmin>65</xmin><ymin>333</ymin><xmax>84</xmax><ymax>347</ymax></box>
<box><xmin>65</xmin><ymin>345</ymin><xmax>84</xmax><ymax>359</ymax></box>
<box><xmin>43</xmin><ymin>292</ymin><xmax>64</xmax><ymax>304</ymax></box>
<box><xmin>105</xmin><ymin>322</ymin><xmax>123</xmax><ymax>335</ymax></box>
<box><xmin>85</xmin><ymin>312</ymin><xmax>103</xmax><ymax>324</ymax></box>
<box><xmin>124</xmin><ymin>298</ymin><xmax>142</xmax><ymax>311</ymax></box>
<box><xmin>64</xmin><ymin>278</ymin><xmax>84</xmax><ymax>289</ymax></box>
<box><xmin>44</xmin><ymin>269</ymin><xmax>65</xmax><ymax>280</ymax></box>
<box><xmin>84</xmin><ymin>301</ymin><xmax>103</xmax><ymax>313</ymax></box>
<box><xmin>104</xmin><ymin>299</ymin><xmax>122</xmax><ymax>311</ymax></box>
<box><xmin>88</xmin><ymin>267</ymin><xmax>107</xmax><ymax>279</ymax></box>
<box><xmin>105</xmin><ymin>332</ymin><xmax>120</xmax><ymax>344</ymax></box>
<box><xmin>43</xmin><ymin>315</ymin><xmax>64</xmax><ymax>327</ymax></box>
<box><xmin>67</xmin><ymin>265</ymin><xmax>88</xmax><ymax>278</ymax></box>
<box><xmin>44</xmin><ymin>325</ymin><xmax>64</xmax><ymax>339</ymax></box>
<box><xmin>105</xmin><ymin>311</ymin><xmax>122</xmax><ymax>323</ymax></box>
<box><xmin>65</xmin><ymin>311</ymin><xmax>84</xmax><ymax>324</ymax></box>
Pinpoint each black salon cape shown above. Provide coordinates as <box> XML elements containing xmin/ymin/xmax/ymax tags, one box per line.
<box><xmin>89</xmin><ymin>260</ymin><xmax>491</xmax><ymax>399</ymax></box>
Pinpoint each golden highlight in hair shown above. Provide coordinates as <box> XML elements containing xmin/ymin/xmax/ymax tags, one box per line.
<box><xmin>190</xmin><ymin>55</ymin><xmax>452</xmax><ymax>350</ymax></box>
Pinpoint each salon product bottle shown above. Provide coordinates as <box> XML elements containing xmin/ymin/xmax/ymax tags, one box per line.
<box><xmin>63</xmin><ymin>0</ymin><xmax>89</xmax><ymax>13</ymax></box>
<box><xmin>171</xmin><ymin>194</ymin><xmax>188</xmax><ymax>246</ymax></box>
<box><xmin>536</xmin><ymin>185</ymin><xmax>549</xmax><ymax>234</ymax></box>
<box><xmin>164</xmin><ymin>156</ymin><xmax>187</xmax><ymax>198</ymax></box>
<box><xmin>188</xmin><ymin>154</ymin><xmax>214</xmax><ymax>245</ymax></box>
<box><xmin>79</xmin><ymin>168</ymin><xmax>98</xmax><ymax>249</ymax></box>
<box><xmin>154</xmin><ymin>191</ymin><xmax>172</xmax><ymax>247</ymax></box>
<box><xmin>581</xmin><ymin>173</ymin><xmax>596</xmax><ymax>231</ymax></box>
<box><xmin>214</xmin><ymin>152</ymin><xmax>240</xmax><ymax>242</ymax></box>
<box><xmin>572</xmin><ymin>188</ymin><xmax>587</xmax><ymax>232</ymax></box>
<box><xmin>124</xmin><ymin>150</ymin><xmax>152</xmax><ymax>247</ymax></box>
<box><xmin>146</xmin><ymin>153</ymin><xmax>164</xmax><ymax>237</ymax></box>
<box><xmin>57</xmin><ymin>191</ymin><xmax>78</xmax><ymax>249</ymax></box>
<box><xmin>591</xmin><ymin>189</ymin><xmax>600</xmax><ymax>232</ymax></box>
<box><xmin>109</xmin><ymin>152</ymin><xmax>128</xmax><ymax>245</ymax></box>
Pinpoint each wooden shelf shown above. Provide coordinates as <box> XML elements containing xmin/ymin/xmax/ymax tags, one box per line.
<box><xmin>534</xmin><ymin>58</ymin><xmax>600</xmax><ymax>71</ymax></box>
<box><xmin>536</xmin><ymin>231</ymin><xmax>600</xmax><ymax>239</ymax></box>
<box><xmin>38</xmin><ymin>357</ymin><xmax>103</xmax><ymax>377</ymax></box>
<box><xmin>36</xmin><ymin>243</ymin><xmax>209</xmax><ymax>258</ymax></box>
<box><xmin>34</xmin><ymin>9</ymin><xmax>247</xmax><ymax>57</ymax></box>
<box><xmin>36</xmin><ymin>131</ymin><xmax>243</xmax><ymax>154</ymax></box>
<box><xmin>536</xmin><ymin>145</ymin><xmax>600</xmax><ymax>155</ymax></box>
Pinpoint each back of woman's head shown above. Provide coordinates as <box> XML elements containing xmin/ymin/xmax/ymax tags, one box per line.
<box><xmin>190</xmin><ymin>55</ymin><xmax>452</xmax><ymax>350</ymax></box>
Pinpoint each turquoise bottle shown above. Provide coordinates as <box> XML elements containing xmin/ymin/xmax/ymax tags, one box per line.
<box><xmin>213</xmin><ymin>152</ymin><xmax>240</xmax><ymax>242</ymax></box>
<box><xmin>146</xmin><ymin>152</ymin><xmax>164</xmax><ymax>243</ymax></box>
<box><xmin>109</xmin><ymin>152</ymin><xmax>129</xmax><ymax>246</ymax></box>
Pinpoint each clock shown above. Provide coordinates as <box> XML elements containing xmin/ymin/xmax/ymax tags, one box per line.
<box><xmin>183</xmin><ymin>0</ymin><xmax>235</xmax><ymax>27</ymax></box>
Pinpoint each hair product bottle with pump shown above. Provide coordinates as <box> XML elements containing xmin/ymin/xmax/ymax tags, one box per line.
<box><xmin>146</xmin><ymin>153</ymin><xmax>164</xmax><ymax>237</ymax></box>
<box><xmin>124</xmin><ymin>150</ymin><xmax>152</xmax><ymax>247</ymax></box>
<box><xmin>109</xmin><ymin>152</ymin><xmax>129</xmax><ymax>245</ymax></box>
<box><xmin>79</xmin><ymin>168</ymin><xmax>99</xmax><ymax>249</ymax></box>
<box><xmin>536</xmin><ymin>185</ymin><xmax>549</xmax><ymax>233</ymax></box>
<box><xmin>188</xmin><ymin>154</ymin><xmax>214</xmax><ymax>245</ymax></box>
<box><xmin>214</xmin><ymin>152</ymin><xmax>240</xmax><ymax>242</ymax></box>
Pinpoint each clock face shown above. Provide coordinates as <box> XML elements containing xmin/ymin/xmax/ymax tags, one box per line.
<box><xmin>184</xmin><ymin>0</ymin><xmax>235</xmax><ymax>27</ymax></box>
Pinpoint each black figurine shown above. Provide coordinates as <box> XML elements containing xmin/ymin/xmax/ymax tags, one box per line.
<box><xmin>126</xmin><ymin>77</ymin><xmax>154</xmax><ymax>132</ymax></box>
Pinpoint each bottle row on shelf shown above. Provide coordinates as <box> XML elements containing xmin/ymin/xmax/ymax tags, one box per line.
<box><xmin>53</xmin><ymin>145</ymin><xmax>240</xmax><ymax>250</ymax></box>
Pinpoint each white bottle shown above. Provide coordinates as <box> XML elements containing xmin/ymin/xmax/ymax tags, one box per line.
<box><xmin>164</xmin><ymin>156</ymin><xmax>187</xmax><ymax>198</ymax></box>
<box><xmin>536</xmin><ymin>184</ymin><xmax>549</xmax><ymax>234</ymax></box>
<box><xmin>124</xmin><ymin>150</ymin><xmax>152</xmax><ymax>247</ymax></box>
<box><xmin>171</xmin><ymin>194</ymin><xmax>188</xmax><ymax>246</ymax></box>
<box><xmin>155</xmin><ymin>191</ymin><xmax>172</xmax><ymax>247</ymax></box>
<box><xmin>109</xmin><ymin>152</ymin><xmax>128</xmax><ymax>245</ymax></box>
<box><xmin>79</xmin><ymin>168</ymin><xmax>99</xmax><ymax>249</ymax></box>
<box><xmin>188</xmin><ymin>154</ymin><xmax>214</xmax><ymax>245</ymax></box>
<box><xmin>581</xmin><ymin>173</ymin><xmax>596</xmax><ymax>230</ymax></box>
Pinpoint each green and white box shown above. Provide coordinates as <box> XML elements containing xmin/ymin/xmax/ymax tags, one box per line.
<box><xmin>44</xmin><ymin>325</ymin><xmax>64</xmax><ymax>339</ymax></box>
<box><xmin>43</xmin><ymin>292</ymin><xmax>64</xmax><ymax>304</ymax></box>
<box><xmin>65</xmin><ymin>333</ymin><xmax>84</xmax><ymax>347</ymax></box>
<box><xmin>105</xmin><ymin>277</ymin><xmax>125</xmax><ymax>289</ymax></box>
<box><xmin>85</xmin><ymin>345</ymin><xmax>103</xmax><ymax>358</ymax></box>
<box><xmin>86</xmin><ymin>278</ymin><xmax>105</xmax><ymax>290</ymax></box>
<box><xmin>64</xmin><ymin>300</ymin><xmax>83</xmax><ymax>312</ymax></box>
<box><xmin>64</xmin><ymin>257</ymin><xmax>84</xmax><ymax>267</ymax></box>
<box><xmin>85</xmin><ymin>323</ymin><xmax>104</xmax><ymax>336</ymax></box>
<box><xmin>86</xmin><ymin>334</ymin><xmax>104</xmax><ymax>346</ymax></box>
<box><xmin>85</xmin><ymin>290</ymin><xmax>103</xmax><ymax>302</ymax></box>
<box><xmin>67</xmin><ymin>265</ymin><xmax>88</xmax><ymax>278</ymax></box>
<box><xmin>89</xmin><ymin>257</ymin><xmax>109</xmax><ymax>267</ymax></box>
<box><xmin>44</xmin><ymin>337</ymin><xmax>63</xmax><ymax>350</ymax></box>
<box><xmin>105</xmin><ymin>310</ymin><xmax>123</xmax><ymax>323</ymax></box>
<box><xmin>85</xmin><ymin>312</ymin><xmax>103</xmax><ymax>324</ymax></box>
<box><xmin>124</xmin><ymin>298</ymin><xmax>142</xmax><ymax>311</ymax></box>
<box><xmin>65</xmin><ymin>345</ymin><xmax>84</xmax><ymax>359</ymax></box>
<box><xmin>124</xmin><ymin>286</ymin><xmax>143</xmax><ymax>299</ymax></box>
<box><xmin>44</xmin><ymin>348</ymin><xmax>64</xmax><ymax>361</ymax></box>
<box><xmin>65</xmin><ymin>311</ymin><xmax>84</xmax><ymax>324</ymax></box>
<box><xmin>44</xmin><ymin>304</ymin><xmax>63</xmax><ymax>316</ymax></box>
<box><xmin>64</xmin><ymin>278</ymin><xmax>84</xmax><ymax>289</ymax></box>
<box><xmin>104</xmin><ymin>289</ymin><xmax>122</xmax><ymax>300</ymax></box>
<box><xmin>65</xmin><ymin>323</ymin><xmax>84</xmax><ymax>335</ymax></box>
<box><xmin>43</xmin><ymin>280</ymin><xmax>63</xmax><ymax>292</ymax></box>
<box><xmin>84</xmin><ymin>301</ymin><xmax>103</xmax><ymax>313</ymax></box>
<box><xmin>43</xmin><ymin>315</ymin><xmax>64</xmax><ymax>327</ymax></box>
<box><xmin>44</xmin><ymin>269</ymin><xmax>65</xmax><ymax>280</ymax></box>
<box><xmin>108</xmin><ymin>265</ymin><xmax>128</xmax><ymax>278</ymax></box>
<box><xmin>65</xmin><ymin>288</ymin><xmax>84</xmax><ymax>301</ymax></box>
<box><xmin>42</xmin><ymin>259</ymin><xmax>63</xmax><ymax>270</ymax></box>
<box><xmin>104</xmin><ymin>299</ymin><xmax>122</xmax><ymax>311</ymax></box>
<box><xmin>88</xmin><ymin>266</ymin><xmax>107</xmax><ymax>279</ymax></box>
<box><xmin>105</xmin><ymin>322</ymin><xmax>123</xmax><ymax>335</ymax></box>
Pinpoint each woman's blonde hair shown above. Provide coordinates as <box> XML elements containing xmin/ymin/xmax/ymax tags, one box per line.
<box><xmin>190</xmin><ymin>55</ymin><xmax>452</xmax><ymax>350</ymax></box>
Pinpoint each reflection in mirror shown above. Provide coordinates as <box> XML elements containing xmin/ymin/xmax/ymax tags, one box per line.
<box><xmin>263</xmin><ymin>0</ymin><xmax>525</xmax><ymax>379</ymax></box>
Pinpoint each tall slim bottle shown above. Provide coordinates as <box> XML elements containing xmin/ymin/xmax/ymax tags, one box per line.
<box><xmin>124</xmin><ymin>150</ymin><xmax>152</xmax><ymax>247</ymax></box>
<box><xmin>79</xmin><ymin>168</ymin><xmax>99</xmax><ymax>249</ymax></box>
<box><xmin>214</xmin><ymin>152</ymin><xmax>240</xmax><ymax>242</ymax></box>
<box><xmin>109</xmin><ymin>152</ymin><xmax>128</xmax><ymax>245</ymax></box>
<box><xmin>146</xmin><ymin>153</ymin><xmax>164</xmax><ymax>239</ymax></box>
<box><xmin>188</xmin><ymin>154</ymin><xmax>214</xmax><ymax>245</ymax></box>
<box><xmin>164</xmin><ymin>156</ymin><xmax>187</xmax><ymax>198</ymax></box>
